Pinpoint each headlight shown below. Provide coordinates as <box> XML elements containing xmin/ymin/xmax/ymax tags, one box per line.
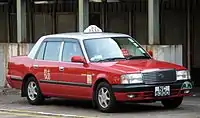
<box><xmin>120</xmin><ymin>73</ymin><xmax>143</xmax><ymax>84</ymax></box>
<box><xmin>176</xmin><ymin>70</ymin><xmax>191</xmax><ymax>80</ymax></box>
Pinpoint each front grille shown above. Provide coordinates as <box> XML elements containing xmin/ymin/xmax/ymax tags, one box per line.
<box><xmin>142</xmin><ymin>69</ymin><xmax>176</xmax><ymax>84</ymax></box>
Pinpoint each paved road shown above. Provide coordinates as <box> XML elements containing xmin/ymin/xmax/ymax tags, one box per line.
<box><xmin>0</xmin><ymin>94</ymin><xmax>199</xmax><ymax>118</ymax></box>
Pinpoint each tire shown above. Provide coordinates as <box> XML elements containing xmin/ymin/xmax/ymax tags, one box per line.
<box><xmin>25</xmin><ymin>77</ymin><xmax>44</xmax><ymax>105</ymax></box>
<box><xmin>161</xmin><ymin>97</ymin><xmax>183</xmax><ymax>109</ymax></box>
<box><xmin>95</xmin><ymin>82</ymin><xmax>116</xmax><ymax>113</ymax></box>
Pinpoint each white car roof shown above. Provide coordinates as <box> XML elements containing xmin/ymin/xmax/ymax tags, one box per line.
<box><xmin>43</xmin><ymin>32</ymin><xmax>131</xmax><ymax>40</ymax></box>
<box><xmin>28</xmin><ymin>32</ymin><xmax>131</xmax><ymax>59</ymax></box>
<box><xmin>28</xmin><ymin>25</ymin><xmax>133</xmax><ymax>59</ymax></box>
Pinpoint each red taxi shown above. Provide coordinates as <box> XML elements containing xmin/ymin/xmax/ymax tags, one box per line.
<box><xmin>7</xmin><ymin>25</ymin><xmax>193</xmax><ymax>112</ymax></box>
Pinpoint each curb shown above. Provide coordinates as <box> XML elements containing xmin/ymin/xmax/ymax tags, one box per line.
<box><xmin>191</xmin><ymin>87</ymin><xmax>200</xmax><ymax>97</ymax></box>
<box><xmin>191</xmin><ymin>92</ymin><xmax>200</xmax><ymax>97</ymax></box>
<box><xmin>0</xmin><ymin>80</ymin><xmax>21</xmax><ymax>95</ymax></box>
<box><xmin>0</xmin><ymin>88</ymin><xmax>20</xmax><ymax>96</ymax></box>
<box><xmin>0</xmin><ymin>109</ymin><xmax>96</xmax><ymax>118</ymax></box>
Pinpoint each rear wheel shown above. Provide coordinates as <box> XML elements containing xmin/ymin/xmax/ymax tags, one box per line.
<box><xmin>25</xmin><ymin>77</ymin><xmax>44</xmax><ymax>105</ymax></box>
<box><xmin>161</xmin><ymin>97</ymin><xmax>183</xmax><ymax>109</ymax></box>
<box><xmin>95</xmin><ymin>82</ymin><xmax>116</xmax><ymax>113</ymax></box>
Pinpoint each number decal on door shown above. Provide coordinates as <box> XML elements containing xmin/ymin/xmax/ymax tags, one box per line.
<box><xmin>44</xmin><ymin>69</ymin><xmax>51</xmax><ymax>80</ymax></box>
<box><xmin>86</xmin><ymin>74</ymin><xmax>92</xmax><ymax>84</ymax></box>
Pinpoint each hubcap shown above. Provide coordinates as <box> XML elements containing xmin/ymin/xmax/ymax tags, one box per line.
<box><xmin>27</xmin><ymin>81</ymin><xmax>38</xmax><ymax>101</ymax></box>
<box><xmin>98</xmin><ymin>87</ymin><xmax>110</xmax><ymax>108</ymax></box>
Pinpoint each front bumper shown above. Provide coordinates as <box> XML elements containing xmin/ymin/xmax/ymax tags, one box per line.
<box><xmin>112</xmin><ymin>80</ymin><xmax>193</xmax><ymax>101</ymax></box>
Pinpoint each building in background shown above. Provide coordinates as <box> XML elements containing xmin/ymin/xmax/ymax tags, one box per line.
<box><xmin>0</xmin><ymin>0</ymin><xmax>199</xmax><ymax>86</ymax></box>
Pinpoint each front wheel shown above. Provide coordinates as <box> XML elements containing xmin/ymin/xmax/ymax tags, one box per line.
<box><xmin>95</xmin><ymin>82</ymin><xmax>116</xmax><ymax>113</ymax></box>
<box><xmin>25</xmin><ymin>77</ymin><xmax>44</xmax><ymax>105</ymax></box>
<box><xmin>161</xmin><ymin>97</ymin><xmax>183</xmax><ymax>109</ymax></box>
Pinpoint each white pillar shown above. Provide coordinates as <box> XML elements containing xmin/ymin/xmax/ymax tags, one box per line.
<box><xmin>79</xmin><ymin>0</ymin><xmax>89</xmax><ymax>32</ymax></box>
<box><xmin>16</xmin><ymin>0</ymin><xmax>26</xmax><ymax>43</ymax></box>
<box><xmin>148</xmin><ymin>0</ymin><xmax>160</xmax><ymax>44</ymax></box>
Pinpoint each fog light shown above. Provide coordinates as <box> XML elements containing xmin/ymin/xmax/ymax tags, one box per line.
<box><xmin>127</xmin><ymin>94</ymin><xmax>135</xmax><ymax>98</ymax></box>
<box><xmin>184</xmin><ymin>90</ymin><xmax>190</xmax><ymax>94</ymax></box>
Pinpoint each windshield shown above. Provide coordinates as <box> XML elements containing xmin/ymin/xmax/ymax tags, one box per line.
<box><xmin>84</xmin><ymin>37</ymin><xmax>151</xmax><ymax>62</ymax></box>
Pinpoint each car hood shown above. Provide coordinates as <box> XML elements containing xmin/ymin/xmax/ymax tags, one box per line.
<box><xmin>92</xmin><ymin>59</ymin><xmax>186</xmax><ymax>74</ymax></box>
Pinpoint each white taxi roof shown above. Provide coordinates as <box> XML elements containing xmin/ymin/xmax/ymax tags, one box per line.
<box><xmin>42</xmin><ymin>32</ymin><xmax>130</xmax><ymax>40</ymax></box>
<box><xmin>28</xmin><ymin>25</ymin><xmax>131</xmax><ymax>59</ymax></box>
<box><xmin>42</xmin><ymin>25</ymin><xmax>130</xmax><ymax>40</ymax></box>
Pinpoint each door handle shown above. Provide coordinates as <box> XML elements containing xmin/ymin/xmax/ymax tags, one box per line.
<box><xmin>59</xmin><ymin>66</ymin><xmax>64</xmax><ymax>71</ymax></box>
<box><xmin>33</xmin><ymin>64</ymin><xmax>39</xmax><ymax>69</ymax></box>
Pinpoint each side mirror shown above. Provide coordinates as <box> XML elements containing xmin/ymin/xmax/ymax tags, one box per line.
<box><xmin>71</xmin><ymin>56</ymin><xmax>87</xmax><ymax>64</ymax></box>
<box><xmin>148</xmin><ymin>50</ymin><xmax>153</xmax><ymax>57</ymax></box>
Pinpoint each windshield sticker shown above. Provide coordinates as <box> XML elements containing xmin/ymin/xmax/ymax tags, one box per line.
<box><xmin>128</xmin><ymin>38</ymin><xmax>135</xmax><ymax>43</ymax></box>
<box><xmin>90</xmin><ymin>55</ymin><xmax>103</xmax><ymax>61</ymax></box>
<box><xmin>121</xmin><ymin>48</ymin><xmax>129</xmax><ymax>56</ymax></box>
<box><xmin>128</xmin><ymin>38</ymin><xmax>139</xmax><ymax>47</ymax></box>
<box><xmin>138</xmin><ymin>48</ymin><xmax>146</xmax><ymax>53</ymax></box>
<box><xmin>133</xmin><ymin>43</ymin><xmax>139</xmax><ymax>47</ymax></box>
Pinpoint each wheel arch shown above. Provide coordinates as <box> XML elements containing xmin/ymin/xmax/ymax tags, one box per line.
<box><xmin>93</xmin><ymin>78</ymin><xmax>111</xmax><ymax>91</ymax></box>
<box><xmin>92</xmin><ymin>78</ymin><xmax>111</xmax><ymax>107</ymax></box>
<box><xmin>21</xmin><ymin>73</ymin><xmax>37</xmax><ymax>97</ymax></box>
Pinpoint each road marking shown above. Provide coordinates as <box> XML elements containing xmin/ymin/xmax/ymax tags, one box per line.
<box><xmin>0</xmin><ymin>111</ymin><xmax>57</xmax><ymax>118</ymax></box>
<box><xmin>0</xmin><ymin>109</ymin><xmax>97</xmax><ymax>118</ymax></box>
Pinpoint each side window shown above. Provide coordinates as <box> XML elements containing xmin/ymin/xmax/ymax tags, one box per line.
<box><xmin>36</xmin><ymin>42</ymin><xmax>46</xmax><ymax>60</ymax></box>
<box><xmin>62</xmin><ymin>41</ymin><xmax>83</xmax><ymax>62</ymax></box>
<box><xmin>44</xmin><ymin>41</ymin><xmax>62</xmax><ymax>61</ymax></box>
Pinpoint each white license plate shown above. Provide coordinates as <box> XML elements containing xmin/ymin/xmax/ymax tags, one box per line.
<box><xmin>155</xmin><ymin>86</ymin><xmax>170</xmax><ymax>97</ymax></box>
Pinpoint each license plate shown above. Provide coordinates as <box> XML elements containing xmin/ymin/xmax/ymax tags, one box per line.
<box><xmin>155</xmin><ymin>86</ymin><xmax>170</xmax><ymax>97</ymax></box>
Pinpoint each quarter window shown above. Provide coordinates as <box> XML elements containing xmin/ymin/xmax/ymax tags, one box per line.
<box><xmin>62</xmin><ymin>41</ymin><xmax>83</xmax><ymax>62</ymax></box>
<box><xmin>36</xmin><ymin>42</ymin><xmax>46</xmax><ymax>60</ymax></box>
<box><xmin>44</xmin><ymin>41</ymin><xmax>62</xmax><ymax>61</ymax></box>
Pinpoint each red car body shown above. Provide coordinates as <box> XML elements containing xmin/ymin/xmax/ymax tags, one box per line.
<box><xmin>7</xmin><ymin>56</ymin><xmax>192</xmax><ymax>100</ymax></box>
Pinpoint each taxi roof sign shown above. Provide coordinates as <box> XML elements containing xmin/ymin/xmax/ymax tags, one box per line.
<box><xmin>84</xmin><ymin>25</ymin><xmax>103</xmax><ymax>33</ymax></box>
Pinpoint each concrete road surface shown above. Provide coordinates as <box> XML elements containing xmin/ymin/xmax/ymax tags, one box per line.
<box><xmin>0</xmin><ymin>93</ymin><xmax>199</xmax><ymax>118</ymax></box>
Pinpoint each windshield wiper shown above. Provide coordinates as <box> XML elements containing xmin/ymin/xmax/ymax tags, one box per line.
<box><xmin>126</xmin><ymin>55</ymin><xmax>150</xmax><ymax>60</ymax></box>
<box><xmin>97</xmin><ymin>57</ymin><xmax>126</xmax><ymax>62</ymax></box>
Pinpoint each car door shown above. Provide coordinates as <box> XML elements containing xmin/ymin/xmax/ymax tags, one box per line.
<box><xmin>59</xmin><ymin>39</ymin><xmax>91</xmax><ymax>98</ymax></box>
<box><xmin>32</xmin><ymin>39</ymin><xmax>63</xmax><ymax>96</ymax></box>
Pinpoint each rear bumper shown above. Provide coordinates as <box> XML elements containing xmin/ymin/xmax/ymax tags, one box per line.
<box><xmin>6</xmin><ymin>75</ymin><xmax>13</xmax><ymax>87</ymax></box>
<box><xmin>6</xmin><ymin>75</ymin><xmax>22</xmax><ymax>89</ymax></box>
<box><xmin>112</xmin><ymin>80</ymin><xmax>193</xmax><ymax>101</ymax></box>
